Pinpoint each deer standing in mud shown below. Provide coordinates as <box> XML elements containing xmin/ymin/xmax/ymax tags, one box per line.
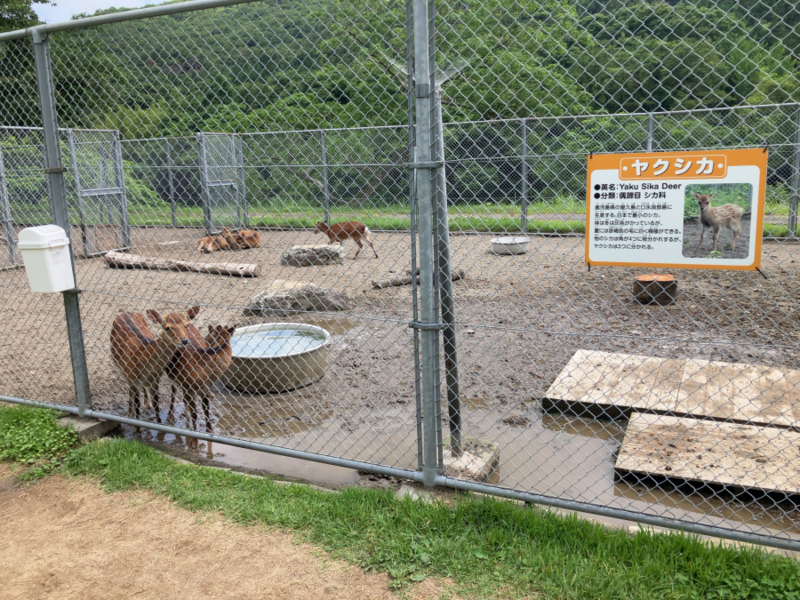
<box><xmin>110</xmin><ymin>307</ymin><xmax>200</xmax><ymax>425</ymax></box>
<box><xmin>167</xmin><ymin>324</ymin><xmax>236</xmax><ymax>443</ymax></box>
<box><xmin>695</xmin><ymin>192</ymin><xmax>744</xmax><ymax>252</ymax></box>
<box><xmin>314</xmin><ymin>221</ymin><xmax>378</xmax><ymax>259</ymax></box>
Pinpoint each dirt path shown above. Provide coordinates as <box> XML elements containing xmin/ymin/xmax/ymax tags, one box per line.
<box><xmin>0</xmin><ymin>465</ymin><xmax>456</xmax><ymax>600</ymax></box>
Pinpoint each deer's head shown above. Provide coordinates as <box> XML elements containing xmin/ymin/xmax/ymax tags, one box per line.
<box><xmin>146</xmin><ymin>306</ymin><xmax>200</xmax><ymax>346</ymax></box>
<box><xmin>314</xmin><ymin>222</ymin><xmax>328</xmax><ymax>235</ymax></box>
<box><xmin>694</xmin><ymin>192</ymin><xmax>716</xmax><ymax>211</ymax></box>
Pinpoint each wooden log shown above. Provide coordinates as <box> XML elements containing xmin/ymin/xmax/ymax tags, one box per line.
<box><xmin>633</xmin><ymin>273</ymin><xmax>677</xmax><ymax>305</ymax></box>
<box><xmin>372</xmin><ymin>267</ymin><xmax>466</xmax><ymax>289</ymax></box>
<box><xmin>104</xmin><ymin>251</ymin><xmax>260</xmax><ymax>277</ymax></box>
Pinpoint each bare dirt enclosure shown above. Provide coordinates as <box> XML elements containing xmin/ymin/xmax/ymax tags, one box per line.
<box><xmin>2</xmin><ymin>226</ymin><xmax>800</xmax><ymax>538</ymax></box>
<box><xmin>0</xmin><ymin>464</ymin><xmax>455</xmax><ymax>600</ymax></box>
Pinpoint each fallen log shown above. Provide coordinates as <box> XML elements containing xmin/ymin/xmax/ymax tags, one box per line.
<box><xmin>104</xmin><ymin>251</ymin><xmax>260</xmax><ymax>277</ymax></box>
<box><xmin>372</xmin><ymin>267</ymin><xmax>465</xmax><ymax>289</ymax></box>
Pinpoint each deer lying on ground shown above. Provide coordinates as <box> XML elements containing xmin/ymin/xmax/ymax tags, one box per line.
<box><xmin>314</xmin><ymin>221</ymin><xmax>378</xmax><ymax>259</ymax></box>
<box><xmin>694</xmin><ymin>193</ymin><xmax>744</xmax><ymax>252</ymax></box>
<box><xmin>221</xmin><ymin>226</ymin><xmax>262</xmax><ymax>250</ymax></box>
<box><xmin>110</xmin><ymin>306</ymin><xmax>200</xmax><ymax>425</ymax></box>
<box><xmin>167</xmin><ymin>324</ymin><xmax>236</xmax><ymax>443</ymax></box>
<box><xmin>197</xmin><ymin>231</ymin><xmax>229</xmax><ymax>253</ymax></box>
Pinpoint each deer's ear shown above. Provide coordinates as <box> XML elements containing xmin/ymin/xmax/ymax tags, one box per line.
<box><xmin>226</xmin><ymin>326</ymin><xmax>236</xmax><ymax>335</ymax></box>
<box><xmin>146</xmin><ymin>310</ymin><xmax>163</xmax><ymax>324</ymax></box>
<box><xmin>186</xmin><ymin>306</ymin><xmax>201</xmax><ymax>320</ymax></box>
<box><xmin>709</xmin><ymin>193</ymin><xmax>715</xmax><ymax>198</ymax></box>
<box><xmin>693</xmin><ymin>193</ymin><xmax>700</xmax><ymax>199</ymax></box>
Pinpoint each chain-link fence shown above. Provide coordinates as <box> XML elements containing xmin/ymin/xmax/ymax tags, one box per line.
<box><xmin>1</xmin><ymin>0</ymin><xmax>800</xmax><ymax>551</ymax></box>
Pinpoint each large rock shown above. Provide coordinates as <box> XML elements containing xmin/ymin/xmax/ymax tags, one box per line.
<box><xmin>243</xmin><ymin>280</ymin><xmax>351</xmax><ymax>316</ymax></box>
<box><xmin>280</xmin><ymin>244</ymin><xmax>345</xmax><ymax>267</ymax></box>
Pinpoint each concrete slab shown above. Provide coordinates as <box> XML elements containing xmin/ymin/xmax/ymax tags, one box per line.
<box><xmin>58</xmin><ymin>416</ymin><xmax>118</xmax><ymax>441</ymax></box>
<box><xmin>443</xmin><ymin>437</ymin><xmax>500</xmax><ymax>483</ymax></box>
<box><xmin>615</xmin><ymin>413</ymin><xmax>800</xmax><ymax>497</ymax></box>
<box><xmin>545</xmin><ymin>350</ymin><xmax>800</xmax><ymax>428</ymax></box>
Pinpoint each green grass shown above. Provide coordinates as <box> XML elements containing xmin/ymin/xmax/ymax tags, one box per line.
<box><xmin>0</xmin><ymin>405</ymin><xmax>79</xmax><ymax>479</ymax></box>
<box><xmin>2</xmin><ymin>404</ymin><xmax>800</xmax><ymax>598</ymax></box>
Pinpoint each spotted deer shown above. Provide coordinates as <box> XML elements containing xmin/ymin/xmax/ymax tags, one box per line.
<box><xmin>695</xmin><ymin>193</ymin><xmax>744</xmax><ymax>252</ymax></box>
<box><xmin>314</xmin><ymin>221</ymin><xmax>378</xmax><ymax>259</ymax></box>
<box><xmin>168</xmin><ymin>324</ymin><xmax>236</xmax><ymax>443</ymax></box>
<box><xmin>110</xmin><ymin>306</ymin><xmax>200</xmax><ymax>425</ymax></box>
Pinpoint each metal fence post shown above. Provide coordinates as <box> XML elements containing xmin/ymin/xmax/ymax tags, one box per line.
<box><xmin>32</xmin><ymin>27</ymin><xmax>92</xmax><ymax>417</ymax></box>
<box><xmin>236</xmin><ymin>134</ymin><xmax>248</xmax><ymax>227</ymax></box>
<box><xmin>646</xmin><ymin>113</ymin><xmax>655</xmax><ymax>152</ymax></box>
<box><xmin>197</xmin><ymin>132</ymin><xmax>214</xmax><ymax>234</ymax></box>
<box><xmin>433</xmin><ymin>85</ymin><xmax>462</xmax><ymax>457</ymax></box>
<box><xmin>520</xmin><ymin>118</ymin><xmax>528</xmax><ymax>233</ymax></box>
<box><xmin>321</xmin><ymin>130</ymin><xmax>330</xmax><ymax>225</ymax></box>
<box><xmin>0</xmin><ymin>142</ymin><xmax>19</xmax><ymax>265</ymax></box>
<box><xmin>413</xmin><ymin>0</ymin><xmax>442</xmax><ymax>487</ymax></box>
<box><xmin>66</xmin><ymin>129</ymin><xmax>90</xmax><ymax>256</ymax></box>
<box><xmin>165</xmin><ymin>138</ymin><xmax>177</xmax><ymax>227</ymax></box>
<box><xmin>112</xmin><ymin>130</ymin><xmax>131</xmax><ymax>248</ymax></box>
<box><xmin>789</xmin><ymin>106</ymin><xmax>800</xmax><ymax>238</ymax></box>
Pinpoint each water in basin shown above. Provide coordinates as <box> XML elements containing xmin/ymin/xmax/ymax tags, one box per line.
<box><xmin>231</xmin><ymin>329</ymin><xmax>325</xmax><ymax>358</ymax></box>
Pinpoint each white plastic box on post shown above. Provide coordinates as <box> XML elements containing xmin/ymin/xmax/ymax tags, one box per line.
<box><xmin>17</xmin><ymin>225</ymin><xmax>75</xmax><ymax>293</ymax></box>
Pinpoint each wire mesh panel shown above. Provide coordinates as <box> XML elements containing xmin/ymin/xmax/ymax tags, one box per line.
<box><xmin>436</xmin><ymin>104</ymin><xmax>800</xmax><ymax>545</ymax></box>
<box><xmin>33</xmin><ymin>1</ymin><xmax>424</xmax><ymax>480</ymax></box>
<box><xmin>2</xmin><ymin>0</ymin><xmax>800</xmax><ymax>550</ymax></box>
<box><xmin>0</xmin><ymin>127</ymin><xmax>50</xmax><ymax>268</ymax></box>
<box><xmin>198</xmin><ymin>132</ymin><xmax>243</xmax><ymax>232</ymax></box>
<box><xmin>63</xmin><ymin>128</ymin><xmax>131</xmax><ymax>257</ymax></box>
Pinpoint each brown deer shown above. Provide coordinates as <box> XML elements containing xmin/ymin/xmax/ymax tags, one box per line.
<box><xmin>314</xmin><ymin>221</ymin><xmax>378</xmax><ymax>259</ymax></box>
<box><xmin>110</xmin><ymin>306</ymin><xmax>200</xmax><ymax>425</ymax></box>
<box><xmin>197</xmin><ymin>231</ymin><xmax>229</xmax><ymax>253</ymax></box>
<box><xmin>221</xmin><ymin>226</ymin><xmax>262</xmax><ymax>250</ymax></box>
<box><xmin>694</xmin><ymin>193</ymin><xmax>744</xmax><ymax>252</ymax></box>
<box><xmin>168</xmin><ymin>324</ymin><xmax>236</xmax><ymax>443</ymax></box>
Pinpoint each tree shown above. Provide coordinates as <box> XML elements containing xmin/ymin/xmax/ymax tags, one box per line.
<box><xmin>0</xmin><ymin>0</ymin><xmax>51</xmax><ymax>32</ymax></box>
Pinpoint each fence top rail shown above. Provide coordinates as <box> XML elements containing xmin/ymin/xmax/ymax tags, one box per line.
<box><xmin>121</xmin><ymin>136</ymin><xmax>198</xmax><ymax>143</ymax></box>
<box><xmin>442</xmin><ymin>102</ymin><xmax>800</xmax><ymax>128</ymax></box>
<box><xmin>0</xmin><ymin>0</ymin><xmax>262</xmax><ymax>42</ymax></box>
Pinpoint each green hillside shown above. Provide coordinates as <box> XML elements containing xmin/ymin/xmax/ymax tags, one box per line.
<box><xmin>0</xmin><ymin>0</ymin><xmax>797</xmax><ymax>136</ymax></box>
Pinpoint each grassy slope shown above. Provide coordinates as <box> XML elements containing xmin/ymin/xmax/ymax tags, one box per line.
<box><xmin>2</xmin><ymin>405</ymin><xmax>799</xmax><ymax>599</ymax></box>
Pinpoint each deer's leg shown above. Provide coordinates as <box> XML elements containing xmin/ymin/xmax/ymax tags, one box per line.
<box><xmin>696</xmin><ymin>226</ymin><xmax>705</xmax><ymax>252</ymax></box>
<box><xmin>366</xmin><ymin>237</ymin><xmax>378</xmax><ymax>258</ymax></box>
<box><xmin>202</xmin><ymin>386</ymin><xmax>213</xmax><ymax>434</ymax></box>
<box><xmin>130</xmin><ymin>385</ymin><xmax>141</xmax><ymax>431</ymax></box>
<box><xmin>167</xmin><ymin>382</ymin><xmax>177</xmax><ymax>423</ymax></box>
<box><xmin>151</xmin><ymin>384</ymin><xmax>161</xmax><ymax>423</ymax></box>
<box><xmin>732</xmin><ymin>224</ymin><xmax>741</xmax><ymax>250</ymax></box>
<box><xmin>712</xmin><ymin>227</ymin><xmax>719</xmax><ymax>252</ymax></box>
<box><xmin>353</xmin><ymin>238</ymin><xmax>363</xmax><ymax>259</ymax></box>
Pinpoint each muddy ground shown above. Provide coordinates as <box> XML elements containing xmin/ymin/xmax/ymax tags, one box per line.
<box><xmin>1</xmin><ymin>227</ymin><xmax>800</xmax><ymax>520</ymax></box>
<box><xmin>682</xmin><ymin>216</ymin><xmax>753</xmax><ymax>260</ymax></box>
<box><xmin>0</xmin><ymin>464</ymin><xmax>455</xmax><ymax>600</ymax></box>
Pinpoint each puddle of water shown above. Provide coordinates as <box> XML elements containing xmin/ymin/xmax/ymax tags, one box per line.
<box><xmin>125</xmin><ymin>425</ymin><xmax>361</xmax><ymax>487</ymax></box>
<box><xmin>296</xmin><ymin>316</ymin><xmax>360</xmax><ymax>335</ymax></box>
<box><xmin>130</xmin><ymin>397</ymin><xmax>800</xmax><ymax>539</ymax></box>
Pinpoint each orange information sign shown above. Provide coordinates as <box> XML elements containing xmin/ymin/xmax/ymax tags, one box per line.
<box><xmin>585</xmin><ymin>148</ymin><xmax>767</xmax><ymax>270</ymax></box>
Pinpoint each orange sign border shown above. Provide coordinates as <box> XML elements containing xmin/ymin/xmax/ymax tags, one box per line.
<box><xmin>585</xmin><ymin>148</ymin><xmax>767</xmax><ymax>271</ymax></box>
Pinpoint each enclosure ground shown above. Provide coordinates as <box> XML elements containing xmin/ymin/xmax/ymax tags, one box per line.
<box><xmin>2</xmin><ymin>227</ymin><xmax>800</xmax><ymax>539</ymax></box>
<box><xmin>0</xmin><ymin>463</ymin><xmax>455</xmax><ymax>600</ymax></box>
<box><xmin>682</xmin><ymin>216</ymin><xmax>753</xmax><ymax>259</ymax></box>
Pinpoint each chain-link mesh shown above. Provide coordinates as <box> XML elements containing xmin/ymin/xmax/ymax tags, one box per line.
<box><xmin>1</xmin><ymin>0</ymin><xmax>800</xmax><ymax>548</ymax></box>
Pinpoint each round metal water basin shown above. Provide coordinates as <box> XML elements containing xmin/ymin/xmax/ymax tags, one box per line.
<box><xmin>223</xmin><ymin>323</ymin><xmax>330</xmax><ymax>393</ymax></box>
<box><xmin>490</xmin><ymin>236</ymin><xmax>530</xmax><ymax>255</ymax></box>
